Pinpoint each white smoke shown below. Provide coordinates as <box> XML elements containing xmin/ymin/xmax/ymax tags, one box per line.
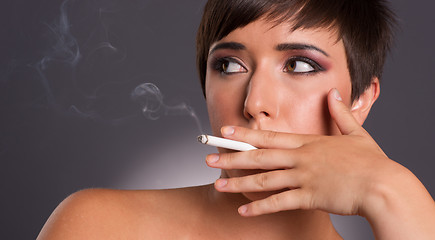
<box><xmin>131</xmin><ymin>83</ymin><xmax>204</xmax><ymax>132</ymax></box>
<box><xmin>27</xmin><ymin>0</ymin><xmax>203</xmax><ymax>130</ymax></box>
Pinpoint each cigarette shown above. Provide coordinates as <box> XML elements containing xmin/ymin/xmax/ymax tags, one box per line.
<box><xmin>197</xmin><ymin>134</ymin><xmax>257</xmax><ymax>151</ymax></box>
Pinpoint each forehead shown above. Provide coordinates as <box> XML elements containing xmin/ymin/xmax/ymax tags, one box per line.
<box><xmin>211</xmin><ymin>19</ymin><xmax>343</xmax><ymax>55</ymax></box>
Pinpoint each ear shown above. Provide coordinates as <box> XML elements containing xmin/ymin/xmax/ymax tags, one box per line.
<box><xmin>350</xmin><ymin>77</ymin><xmax>380</xmax><ymax>125</ymax></box>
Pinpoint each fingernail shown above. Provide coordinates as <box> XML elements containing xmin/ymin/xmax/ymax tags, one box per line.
<box><xmin>222</xmin><ymin>126</ymin><xmax>235</xmax><ymax>136</ymax></box>
<box><xmin>206</xmin><ymin>154</ymin><xmax>219</xmax><ymax>164</ymax></box>
<box><xmin>333</xmin><ymin>88</ymin><xmax>342</xmax><ymax>101</ymax></box>
<box><xmin>215</xmin><ymin>179</ymin><xmax>228</xmax><ymax>188</ymax></box>
<box><xmin>238</xmin><ymin>205</ymin><xmax>248</xmax><ymax>215</ymax></box>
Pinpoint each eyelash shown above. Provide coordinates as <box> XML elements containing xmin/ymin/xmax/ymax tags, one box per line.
<box><xmin>211</xmin><ymin>56</ymin><xmax>325</xmax><ymax>75</ymax></box>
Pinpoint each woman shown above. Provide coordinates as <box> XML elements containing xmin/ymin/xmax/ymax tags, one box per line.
<box><xmin>38</xmin><ymin>0</ymin><xmax>435</xmax><ymax>239</ymax></box>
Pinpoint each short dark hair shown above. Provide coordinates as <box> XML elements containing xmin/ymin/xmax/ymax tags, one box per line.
<box><xmin>196</xmin><ymin>0</ymin><xmax>397</xmax><ymax>101</ymax></box>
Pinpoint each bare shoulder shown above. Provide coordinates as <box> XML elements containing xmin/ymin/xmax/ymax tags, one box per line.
<box><xmin>37</xmin><ymin>185</ymin><xmax>211</xmax><ymax>240</ymax></box>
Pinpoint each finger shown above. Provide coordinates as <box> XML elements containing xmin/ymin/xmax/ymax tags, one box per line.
<box><xmin>215</xmin><ymin>170</ymin><xmax>300</xmax><ymax>193</ymax></box>
<box><xmin>328</xmin><ymin>88</ymin><xmax>364</xmax><ymax>135</ymax></box>
<box><xmin>206</xmin><ymin>149</ymin><xmax>299</xmax><ymax>170</ymax></box>
<box><xmin>238</xmin><ymin>189</ymin><xmax>308</xmax><ymax>217</ymax></box>
<box><xmin>221</xmin><ymin>126</ymin><xmax>317</xmax><ymax>149</ymax></box>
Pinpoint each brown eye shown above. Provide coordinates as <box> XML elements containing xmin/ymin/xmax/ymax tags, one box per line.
<box><xmin>222</xmin><ymin>62</ymin><xmax>228</xmax><ymax>72</ymax></box>
<box><xmin>284</xmin><ymin>59</ymin><xmax>316</xmax><ymax>73</ymax></box>
<box><xmin>220</xmin><ymin>59</ymin><xmax>246</xmax><ymax>74</ymax></box>
<box><xmin>286</xmin><ymin>60</ymin><xmax>296</xmax><ymax>72</ymax></box>
<box><xmin>212</xmin><ymin>57</ymin><xmax>248</xmax><ymax>75</ymax></box>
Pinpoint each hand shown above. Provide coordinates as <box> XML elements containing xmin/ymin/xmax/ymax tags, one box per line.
<box><xmin>206</xmin><ymin>88</ymin><xmax>399</xmax><ymax>217</ymax></box>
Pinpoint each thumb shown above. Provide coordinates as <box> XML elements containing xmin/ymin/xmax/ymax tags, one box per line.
<box><xmin>328</xmin><ymin>88</ymin><xmax>362</xmax><ymax>135</ymax></box>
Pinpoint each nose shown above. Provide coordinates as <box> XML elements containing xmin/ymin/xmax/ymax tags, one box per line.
<box><xmin>243</xmin><ymin>67</ymin><xmax>279</xmax><ymax>122</ymax></box>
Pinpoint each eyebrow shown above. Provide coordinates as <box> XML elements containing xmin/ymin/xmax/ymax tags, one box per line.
<box><xmin>276</xmin><ymin>43</ymin><xmax>329</xmax><ymax>57</ymax></box>
<box><xmin>209</xmin><ymin>42</ymin><xmax>246</xmax><ymax>54</ymax></box>
<box><xmin>209</xmin><ymin>41</ymin><xmax>329</xmax><ymax>57</ymax></box>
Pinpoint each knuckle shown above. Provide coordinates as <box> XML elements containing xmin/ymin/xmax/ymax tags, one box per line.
<box><xmin>224</xmin><ymin>153</ymin><xmax>233</xmax><ymax>166</ymax></box>
<box><xmin>268</xmin><ymin>194</ymin><xmax>281</xmax><ymax>210</ymax></box>
<box><xmin>231</xmin><ymin>177</ymin><xmax>241</xmax><ymax>188</ymax></box>
<box><xmin>301</xmin><ymin>191</ymin><xmax>314</xmax><ymax>210</ymax></box>
<box><xmin>255</xmin><ymin>173</ymin><xmax>268</xmax><ymax>189</ymax></box>
<box><xmin>252</xmin><ymin>149</ymin><xmax>264</xmax><ymax>166</ymax></box>
<box><xmin>263</xmin><ymin>131</ymin><xmax>277</xmax><ymax>145</ymax></box>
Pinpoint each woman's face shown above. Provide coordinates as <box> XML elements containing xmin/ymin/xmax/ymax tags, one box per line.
<box><xmin>205</xmin><ymin>19</ymin><xmax>352</xmax><ymax>200</ymax></box>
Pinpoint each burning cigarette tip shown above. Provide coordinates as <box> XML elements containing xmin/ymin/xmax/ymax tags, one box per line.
<box><xmin>197</xmin><ymin>135</ymin><xmax>208</xmax><ymax>144</ymax></box>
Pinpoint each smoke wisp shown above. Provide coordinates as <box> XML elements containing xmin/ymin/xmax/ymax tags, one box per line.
<box><xmin>23</xmin><ymin>0</ymin><xmax>204</xmax><ymax>130</ymax></box>
<box><xmin>131</xmin><ymin>83</ymin><xmax>203</xmax><ymax>132</ymax></box>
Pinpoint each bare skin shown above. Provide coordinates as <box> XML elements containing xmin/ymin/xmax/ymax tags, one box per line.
<box><xmin>38</xmin><ymin>186</ymin><xmax>340</xmax><ymax>239</ymax></box>
<box><xmin>204</xmin><ymin>19</ymin><xmax>435</xmax><ymax>239</ymax></box>
<box><xmin>38</xmin><ymin>19</ymin><xmax>435</xmax><ymax>239</ymax></box>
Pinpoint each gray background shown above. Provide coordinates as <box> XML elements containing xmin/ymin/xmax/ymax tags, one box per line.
<box><xmin>1</xmin><ymin>0</ymin><xmax>434</xmax><ymax>239</ymax></box>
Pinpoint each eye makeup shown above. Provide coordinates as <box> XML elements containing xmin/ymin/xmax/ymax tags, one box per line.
<box><xmin>210</xmin><ymin>57</ymin><xmax>247</xmax><ymax>75</ymax></box>
<box><xmin>207</xmin><ymin>41</ymin><xmax>331</xmax><ymax>76</ymax></box>
<box><xmin>283</xmin><ymin>56</ymin><xmax>326</xmax><ymax>74</ymax></box>
<box><xmin>277</xmin><ymin>42</ymin><xmax>331</xmax><ymax>72</ymax></box>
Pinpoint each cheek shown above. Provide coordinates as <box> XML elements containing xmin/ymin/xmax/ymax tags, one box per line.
<box><xmin>278</xmin><ymin>72</ymin><xmax>351</xmax><ymax>135</ymax></box>
<box><xmin>206</xmin><ymin>96</ymin><xmax>224</xmax><ymax>136</ymax></box>
<box><xmin>205</xmin><ymin>76</ymin><xmax>245</xmax><ymax>136</ymax></box>
<box><xmin>280</xmin><ymin>93</ymin><xmax>330</xmax><ymax>134</ymax></box>
<box><xmin>334</xmin><ymin>75</ymin><xmax>352</xmax><ymax>105</ymax></box>
<box><xmin>205</xmin><ymin>84</ymin><xmax>220</xmax><ymax>135</ymax></box>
